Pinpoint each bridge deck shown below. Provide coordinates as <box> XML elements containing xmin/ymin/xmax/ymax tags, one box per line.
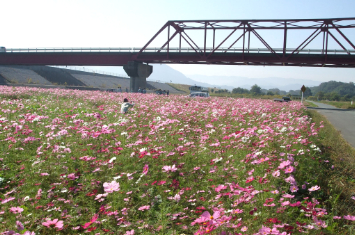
<box><xmin>0</xmin><ymin>51</ymin><xmax>354</xmax><ymax>67</ymax></box>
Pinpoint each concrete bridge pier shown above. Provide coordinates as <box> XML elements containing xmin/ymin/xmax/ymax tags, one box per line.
<box><xmin>123</xmin><ymin>61</ymin><xmax>152</xmax><ymax>92</ymax></box>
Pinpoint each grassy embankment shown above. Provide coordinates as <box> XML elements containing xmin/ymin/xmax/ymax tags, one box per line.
<box><xmin>306</xmin><ymin>109</ymin><xmax>355</xmax><ymax>233</ymax></box>
<box><xmin>166</xmin><ymin>83</ymin><xmax>190</xmax><ymax>94</ymax></box>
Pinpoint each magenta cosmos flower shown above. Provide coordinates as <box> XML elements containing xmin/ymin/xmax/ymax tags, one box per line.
<box><xmin>42</xmin><ymin>218</ymin><xmax>64</xmax><ymax>230</ymax></box>
<box><xmin>103</xmin><ymin>180</ymin><xmax>120</xmax><ymax>193</ymax></box>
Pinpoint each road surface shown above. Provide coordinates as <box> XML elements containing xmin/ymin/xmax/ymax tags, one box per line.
<box><xmin>307</xmin><ymin>101</ymin><xmax>355</xmax><ymax>149</ymax></box>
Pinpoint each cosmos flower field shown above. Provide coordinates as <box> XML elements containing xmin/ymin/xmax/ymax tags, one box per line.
<box><xmin>0</xmin><ymin>86</ymin><xmax>353</xmax><ymax>234</ymax></box>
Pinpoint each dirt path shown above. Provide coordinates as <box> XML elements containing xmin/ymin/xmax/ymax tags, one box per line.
<box><xmin>307</xmin><ymin>101</ymin><xmax>355</xmax><ymax>149</ymax></box>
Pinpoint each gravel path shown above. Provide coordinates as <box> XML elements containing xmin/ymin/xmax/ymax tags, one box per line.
<box><xmin>307</xmin><ymin>101</ymin><xmax>355</xmax><ymax>149</ymax></box>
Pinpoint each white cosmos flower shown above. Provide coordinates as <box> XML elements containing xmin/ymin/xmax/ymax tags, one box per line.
<box><xmin>113</xmin><ymin>176</ymin><xmax>121</xmax><ymax>180</ymax></box>
<box><xmin>109</xmin><ymin>157</ymin><xmax>116</xmax><ymax>163</ymax></box>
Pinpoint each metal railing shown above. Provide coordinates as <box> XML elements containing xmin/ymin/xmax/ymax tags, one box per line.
<box><xmin>4</xmin><ymin>47</ymin><xmax>354</xmax><ymax>55</ymax></box>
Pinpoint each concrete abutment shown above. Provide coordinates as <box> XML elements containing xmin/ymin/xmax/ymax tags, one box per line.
<box><xmin>123</xmin><ymin>61</ymin><xmax>152</xmax><ymax>92</ymax></box>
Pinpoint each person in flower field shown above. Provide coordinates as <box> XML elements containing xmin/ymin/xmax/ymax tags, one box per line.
<box><xmin>121</xmin><ymin>98</ymin><xmax>135</xmax><ymax>114</ymax></box>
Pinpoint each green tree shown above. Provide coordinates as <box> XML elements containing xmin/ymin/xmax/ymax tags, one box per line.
<box><xmin>316</xmin><ymin>91</ymin><xmax>325</xmax><ymax>100</ymax></box>
<box><xmin>250</xmin><ymin>84</ymin><xmax>262</xmax><ymax>95</ymax></box>
<box><xmin>330</xmin><ymin>92</ymin><xmax>340</xmax><ymax>101</ymax></box>
<box><xmin>267</xmin><ymin>91</ymin><xmax>274</xmax><ymax>96</ymax></box>
<box><xmin>232</xmin><ymin>87</ymin><xmax>249</xmax><ymax>94</ymax></box>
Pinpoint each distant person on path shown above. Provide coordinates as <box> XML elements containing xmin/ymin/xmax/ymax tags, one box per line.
<box><xmin>143</xmin><ymin>88</ymin><xmax>146</xmax><ymax>94</ymax></box>
<box><xmin>121</xmin><ymin>98</ymin><xmax>134</xmax><ymax>114</ymax></box>
<box><xmin>125</xmin><ymin>87</ymin><xmax>128</xmax><ymax>92</ymax></box>
<box><xmin>138</xmin><ymin>87</ymin><xmax>142</xmax><ymax>93</ymax></box>
<box><xmin>167</xmin><ymin>90</ymin><xmax>169</xmax><ymax>96</ymax></box>
<box><xmin>118</xmin><ymin>87</ymin><xmax>122</xmax><ymax>92</ymax></box>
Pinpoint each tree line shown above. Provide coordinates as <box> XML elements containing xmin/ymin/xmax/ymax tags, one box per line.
<box><xmin>210</xmin><ymin>81</ymin><xmax>354</xmax><ymax>101</ymax></box>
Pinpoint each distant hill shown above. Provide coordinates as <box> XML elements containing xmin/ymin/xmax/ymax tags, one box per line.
<box><xmin>147</xmin><ymin>65</ymin><xmax>234</xmax><ymax>89</ymax></box>
<box><xmin>310</xmin><ymin>81</ymin><xmax>355</xmax><ymax>97</ymax></box>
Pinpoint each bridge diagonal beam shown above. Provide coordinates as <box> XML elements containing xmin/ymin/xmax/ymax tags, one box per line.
<box><xmin>182</xmin><ymin>31</ymin><xmax>203</xmax><ymax>54</ymax></box>
<box><xmin>136</xmin><ymin>22</ymin><xmax>170</xmax><ymax>58</ymax></box>
<box><xmin>286</xmin><ymin>24</ymin><xmax>324</xmax><ymax>60</ymax></box>
<box><xmin>206</xmin><ymin>24</ymin><xmax>242</xmax><ymax>58</ymax></box>
<box><xmin>179</xmin><ymin>32</ymin><xmax>203</xmax><ymax>58</ymax></box>
<box><xmin>224</xmin><ymin>33</ymin><xmax>245</xmax><ymax>53</ymax></box>
<box><xmin>157</xmin><ymin>30</ymin><xmax>180</xmax><ymax>53</ymax></box>
<box><xmin>298</xmin><ymin>30</ymin><xmax>322</xmax><ymax>52</ymax></box>
<box><xmin>250</xmin><ymin>27</ymin><xmax>281</xmax><ymax>60</ymax></box>
<box><xmin>328</xmin><ymin>31</ymin><xmax>350</xmax><ymax>55</ymax></box>
<box><xmin>332</xmin><ymin>22</ymin><xmax>355</xmax><ymax>50</ymax></box>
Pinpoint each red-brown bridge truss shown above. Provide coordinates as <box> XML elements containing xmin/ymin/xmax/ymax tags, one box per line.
<box><xmin>1</xmin><ymin>18</ymin><xmax>355</xmax><ymax>67</ymax></box>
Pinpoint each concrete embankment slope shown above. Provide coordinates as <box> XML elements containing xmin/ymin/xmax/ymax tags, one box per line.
<box><xmin>307</xmin><ymin>101</ymin><xmax>355</xmax><ymax>149</ymax></box>
<box><xmin>0</xmin><ymin>65</ymin><xmax>184</xmax><ymax>93</ymax></box>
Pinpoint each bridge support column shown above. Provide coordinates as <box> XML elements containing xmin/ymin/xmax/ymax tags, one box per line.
<box><xmin>123</xmin><ymin>61</ymin><xmax>153</xmax><ymax>92</ymax></box>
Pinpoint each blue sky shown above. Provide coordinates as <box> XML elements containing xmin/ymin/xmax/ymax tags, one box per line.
<box><xmin>1</xmin><ymin>0</ymin><xmax>355</xmax><ymax>83</ymax></box>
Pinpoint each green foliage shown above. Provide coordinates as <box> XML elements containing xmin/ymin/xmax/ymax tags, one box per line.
<box><xmin>250</xmin><ymin>84</ymin><xmax>262</xmax><ymax>95</ymax></box>
<box><xmin>311</xmin><ymin>81</ymin><xmax>355</xmax><ymax>100</ymax></box>
<box><xmin>232</xmin><ymin>87</ymin><xmax>249</xmax><ymax>94</ymax></box>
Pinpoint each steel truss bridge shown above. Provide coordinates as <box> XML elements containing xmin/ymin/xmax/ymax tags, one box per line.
<box><xmin>1</xmin><ymin>18</ymin><xmax>355</xmax><ymax>67</ymax></box>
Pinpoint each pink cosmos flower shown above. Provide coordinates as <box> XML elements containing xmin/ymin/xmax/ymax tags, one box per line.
<box><xmin>241</xmin><ymin>226</ymin><xmax>248</xmax><ymax>232</ymax></box>
<box><xmin>142</xmin><ymin>164</ymin><xmax>149</xmax><ymax>175</ymax></box>
<box><xmin>214</xmin><ymin>185</ymin><xmax>227</xmax><ymax>192</ymax></box>
<box><xmin>259</xmin><ymin>225</ymin><xmax>272</xmax><ymax>234</ymax></box>
<box><xmin>138</xmin><ymin>205</ymin><xmax>150</xmax><ymax>211</ymax></box>
<box><xmin>344</xmin><ymin>215</ymin><xmax>355</xmax><ymax>221</ymax></box>
<box><xmin>313</xmin><ymin>216</ymin><xmax>327</xmax><ymax>228</ymax></box>
<box><xmin>272</xmin><ymin>170</ymin><xmax>280</xmax><ymax>177</ymax></box>
<box><xmin>290</xmin><ymin>185</ymin><xmax>299</xmax><ymax>192</ymax></box>
<box><xmin>271</xmin><ymin>190</ymin><xmax>279</xmax><ymax>194</ymax></box>
<box><xmin>1</xmin><ymin>197</ymin><xmax>15</xmax><ymax>204</ymax></box>
<box><xmin>36</xmin><ymin>189</ymin><xmax>42</xmax><ymax>198</ymax></box>
<box><xmin>67</xmin><ymin>173</ymin><xmax>78</xmax><ymax>180</ymax></box>
<box><xmin>168</xmin><ymin>194</ymin><xmax>181</xmax><ymax>202</ymax></box>
<box><xmin>333</xmin><ymin>216</ymin><xmax>341</xmax><ymax>219</ymax></box>
<box><xmin>125</xmin><ymin>230</ymin><xmax>135</xmax><ymax>235</ymax></box>
<box><xmin>234</xmin><ymin>209</ymin><xmax>243</xmax><ymax>214</ymax></box>
<box><xmin>278</xmin><ymin>160</ymin><xmax>291</xmax><ymax>169</ymax></box>
<box><xmin>42</xmin><ymin>218</ymin><xmax>64</xmax><ymax>230</ymax></box>
<box><xmin>9</xmin><ymin>207</ymin><xmax>24</xmax><ymax>214</ymax></box>
<box><xmin>94</xmin><ymin>193</ymin><xmax>108</xmax><ymax>201</ymax></box>
<box><xmin>162</xmin><ymin>165</ymin><xmax>177</xmax><ymax>173</ymax></box>
<box><xmin>23</xmin><ymin>232</ymin><xmax>36</xmax><ymax>235</ymax></box>
<box><xmin>308</xmin><ymin>185</ymin><xmax>320</xmax><ymax>192</ymax></box>
<box><xmin>103</xmin><ymin>180</ymin><xmax>120</xmax><ymax>193</ymax></box>
<box><xmin>284</xmin><ymin>166</ymin><xmax>294</xmax><ymax>173</ymax></box>
<box><xmin>16</xmin><ymin>221</ymin><xmax>24</xmax><ymax>231</ymax></box>
<box><xmin>191</xmin><ymin>211</ymin><xmax>221</xmax><ymax>226</ymax></box>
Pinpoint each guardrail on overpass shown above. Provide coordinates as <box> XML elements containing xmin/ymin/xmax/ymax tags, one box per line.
<box><xmin>3</xmin><ymin>47</ymin><xmax>354</xmax><ymax>55</ymax></box>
